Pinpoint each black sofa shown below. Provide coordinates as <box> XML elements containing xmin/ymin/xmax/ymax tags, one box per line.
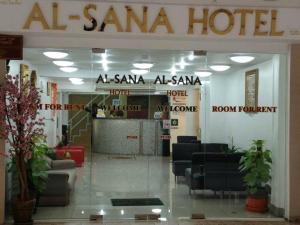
<box><xmin>172</xmin><ymin>142</ymin><xmax>201</xmax><ymax>180</ymax></box>
<box><xmin>185</xmin><ymin>152</ymin><xmax>245</xmax><ymax>194</ymax></box>
<box><xmin>201</xmin><ymin>143</ymin><xmax>228</xmax><ymax>153</ymax></box>
<box><xmin>172</xmin><ymin>142</ymin><xmax>228</xmax><ymax>181</ymax></box>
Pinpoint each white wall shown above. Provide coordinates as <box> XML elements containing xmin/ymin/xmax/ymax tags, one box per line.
<box><xmin>201</xmin><ymin>56</ymin><xmax>287</xmax><ymax>213</ymax></box>
<box><xmin>205</xmin><ymin>59</ymin><xmax>276</xmax><ymax>148</ymax></box>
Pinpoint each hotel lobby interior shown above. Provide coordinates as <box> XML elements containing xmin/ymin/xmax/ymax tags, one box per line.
<box><xmin>3</xmin><ymin>47</ymin><xmax>288</xmax><ymax>222</ymax></box>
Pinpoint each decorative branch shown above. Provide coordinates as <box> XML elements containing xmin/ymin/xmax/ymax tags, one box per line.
<box><xmin>0</xmin><ymin>74</ymin><xmax>45</xmax><ymax>202</ymax></box>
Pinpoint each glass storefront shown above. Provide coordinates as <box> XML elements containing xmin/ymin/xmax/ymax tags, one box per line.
<box><xmin>5</xmin><ymin>48</ymin><xmax>287</xmax><ymax>221</ymax></box>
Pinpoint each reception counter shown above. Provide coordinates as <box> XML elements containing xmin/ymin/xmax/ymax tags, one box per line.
<box><xmin>92</xmin><ymin>119</ymin><xmax>165</xmax><ymax>155</ymax></box>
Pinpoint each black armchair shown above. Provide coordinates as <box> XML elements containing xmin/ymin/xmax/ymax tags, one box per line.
<box><xmin>185</xmin><ymin>152</ymin><xmax>205</xmax><ymax>194</ymax></box>
<box><xmin>172</xmin><ymin>143</ymin><xmax>201</xmax><ymax>181</ymax></box>
<box><xmin>185</xmin><ymin>152</ymin><xmax>245</xmax><ymax>194</ymax></box>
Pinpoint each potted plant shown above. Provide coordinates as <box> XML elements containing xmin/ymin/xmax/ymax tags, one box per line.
<box><xmin>0</xmin><ymin>74</ymin><xmax>45</xmax><ymax>225</ymax></box>
<box><xmin>226</xmin><ymin>136</ymin><xmax>241</xmax><ymax>153</ymax></box>
<box><xmin>28</xmin><ymin>135</ymin><xmax>49</xmax><ymax>208</ymax></box>
<box><xmin>239</xmin><ymin>140</ymin><xmax>272</xmax><ymax>213</ymax></box>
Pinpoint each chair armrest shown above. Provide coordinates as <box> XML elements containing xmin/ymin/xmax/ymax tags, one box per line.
<box><xmin>52</xmin><ymin>160</ymin><xmax>76</xmax><ymax>170</ymax></box>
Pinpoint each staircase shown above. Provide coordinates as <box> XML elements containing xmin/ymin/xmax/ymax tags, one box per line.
<box><xmin>68</xmin><ymin>95</ymin><xmax>110</xmax><ymax>150</ymax></box>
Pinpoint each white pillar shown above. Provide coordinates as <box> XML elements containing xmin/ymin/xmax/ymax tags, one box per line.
<box><xmin>288</xmin><ymin>44</ymin><xmax>300</xmax><ymax>220</ymax></box>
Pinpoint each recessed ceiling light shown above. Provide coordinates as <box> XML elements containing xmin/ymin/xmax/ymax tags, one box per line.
<box><xmin>43</xmin><ymin>51</ymin><xmax>68</xmax><ymax>59</ymax></box>
<box><xmin>194</xmin><ymin>71</ymin><xmax>212</xmax><ymax>77</ymax></box>
<box><xmin>133</xmin><ymin>63</ymin><xmax>154</xmax><ymax>69</ymax></box>
<box><xmin>230</xmin><ymin>56</ymin><xmax>255</xmax><ymax>63</ymax></box>
<box><xmin>188</xmin><ymin>53</ymin><xmax>195</xmax><ymax>61</ymax></box>
<box><xmin>69</xmin><ymin>78</ymin><xmax>84</xmax><ymax>85</ymax></box>
<box><xmin>99</xmin><ymin>209</ymin><xmax>105</xmax><ymax>215</ymax></box>
<box><xmin>169</xmin><ymin>66</ymin><xmax>178</xmax><ymax>75</ymax></box>
<box><xmin>176</xmin><ymin>58</ymin><xmax>189</xmax><ymax>69</ymax></box>
<box><xmin>60</xmin><ymin>67</ymin><xmax>78</xmax><ymax>73</ymax></box>
<box><xmin>53</xmin><ymin>61</ymin><xmax>74</xmax><ymax>67</ymax></box>
<box><xmin>130</xmin><ymin>69</ymin><xmax>148</xmax><ymax>75</ymax></box>
<box><xmin>209</xmin><ymin>65</ymin><xmax>231</xmax><ymax>72</ymax></box>
<box><xmin>103</xmin><ymin>63</ymin><xmax>109</xmax><ymax>72</ymax></box>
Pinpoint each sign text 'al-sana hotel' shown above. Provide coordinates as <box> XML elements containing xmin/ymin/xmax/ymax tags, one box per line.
<box><xmin>23</xmin><ymin>2</ymin><xmax>284</xmax><ymax>37</ymax></box>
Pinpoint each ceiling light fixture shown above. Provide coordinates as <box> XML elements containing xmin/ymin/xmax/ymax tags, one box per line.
<box><xmin>43</xmin><ymin>51</ymin><xmax>68</xmax><ymax>59</ymax></box>
<box><xmin>102</xmin><ymin>63</ymin><xmax>109</xmax><ymax>72</ymax></box>
<box><xmin>69</xmin><ymin>78</ymin><xmax>84</xmax><ymax>85</ymax></box>
<box><xmin>170</xmin><ymin>66</ymin><xmax>178</xmax><ymax>75</ymax></box>
<box><xmin>152</xmin><ymin>209</ymin><xmax>162</xmax><ymax>214</ymax></box>
<box><xmin>53</xmin><ymin>61</ymin><xmax>74</xmax><ymax>67</ymax></box>
<box><xmin>133</xmin><ymin>63</ymin><xmax>154</xmax><ymax>69</ymax></box>
<box><xmin>209</xmin><ymin>65</ymin><xmax>231</xmax><ymax>72</ymax></box>
<box><xmin>194</xmin><ymin>71</ymin><xmax>212</xmax><ymax>77</ymax></box>
<box><xmin>99</xmin><ymin>209</ymin><xmax>105</xmax><ymax>215</ymax></box>
<box><xmin>176</xmin><ymin>58</ymin><xmax>189</xmax><ymax>69</ymax></box>
<box><xmin>98</xmin><ymin>57</ymin><xmax>112</xmax><ymax>71</ymax></box>
<box><xmin>60</xmin><ymin>67</ymin><xmax>78</xmax><ymax>73</ymax></box>
<box><xmin>130</xmin><ymin>69</ymin><xmax>148</xmax><ymax>75</ymax></box>
<box><xmin>230</xmin><ymin>55</ymin><xmax>255</xmax><ymax>63</ymax></box>
<box><xmin>188</xmin><ymin>53</ymin><xmax>195</xmax><ymax>61</ymax></box>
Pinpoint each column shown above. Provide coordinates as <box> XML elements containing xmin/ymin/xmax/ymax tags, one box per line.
<box><xmin>289</xmin><ymin>44</ymin><xmax>300</xmax><ymax>220</ymax></box>
<box><xmin>0</xmin><ymin>60</ymin><xmax>6</xmax><ymax>224</ymax></box>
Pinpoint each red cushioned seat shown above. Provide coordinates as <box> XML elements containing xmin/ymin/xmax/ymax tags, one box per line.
<box><xmin>56</xmin><ymin>146</ymin><xmax>84</xmax><ymax>167</ymax></box>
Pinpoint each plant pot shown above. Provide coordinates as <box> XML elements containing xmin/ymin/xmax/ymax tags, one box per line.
<box><xmin>246</xmin><ymin>196</ymin><xmax>268</xmax><ymax>213</ymax></box>
<box><xmin>12</xmin><ymin>197</ymin><xmax>36</xmax><ymax>225</ymax></box>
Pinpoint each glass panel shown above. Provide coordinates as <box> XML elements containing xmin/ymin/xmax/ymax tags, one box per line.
<box><xmin>4</xmin><ymin>49</ymin><xmax>287</xmax><ymax>222</ymax></box>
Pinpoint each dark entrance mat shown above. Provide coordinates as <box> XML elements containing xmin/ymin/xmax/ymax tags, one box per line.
<box><xmin>111</xmin><ymin>198</ymin><xmax>164</xmax><ymax>206</ymax></box>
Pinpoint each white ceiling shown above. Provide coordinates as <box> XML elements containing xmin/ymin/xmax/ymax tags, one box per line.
<box><xmin>23</xmin><ymin>48</ymin><xmax>273</xmax><ymax>83</ymax></box>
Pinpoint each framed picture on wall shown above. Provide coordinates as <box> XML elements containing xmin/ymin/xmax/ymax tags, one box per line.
<box><xmin>245</xmin><ymin>69</ymin><xmax>259</xmax><ymax>108</ymax></box>
<box><xmin>47</xmin><ymin>81</ymin><xmax>51</xmax><ymax>96</ymax></box>
<box><xmin>20</xmin><ymin>64</ymin><xmax>30</xmax><ymax>84</ymax></box>
<box><xmin>30</xmin><ymin>70</ymin><xmax>37</xmax><ymax>87</ymax></box>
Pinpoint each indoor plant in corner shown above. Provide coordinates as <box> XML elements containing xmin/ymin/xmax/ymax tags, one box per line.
<box><xmin>239</xmin><ymin>140</ymin><xmax>272</xmax><ymax>213</ymax></box>
<box><xmin>0</xmin><ymin>74</ymin><xmax>45</xmax><ymax>225</ymax></box>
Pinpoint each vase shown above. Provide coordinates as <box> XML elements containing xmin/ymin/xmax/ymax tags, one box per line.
<box><xmin>12</xmin><ymin>197</ymin><xmax>36</xmax><ymax>225</ymax></box>
<box><xmin>246</xmin><ymin>196</ymin><xmax>268</xmax><ymax>213</ymax></box>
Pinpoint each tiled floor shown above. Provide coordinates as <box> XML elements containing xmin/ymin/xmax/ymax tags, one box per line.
<box><xmin>5</xmin><ymin>154</ymin><xmax>282</xmax><ymax>222</ymax></box>
<box><xmin>6</xmin><ymin>220</ymin><xmax>298</xmax><ymax>225</ymax></box>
